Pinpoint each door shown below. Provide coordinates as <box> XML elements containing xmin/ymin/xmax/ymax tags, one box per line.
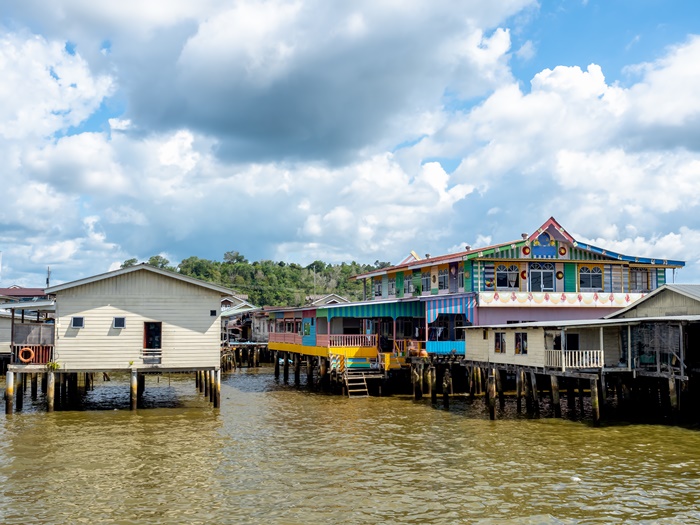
<box><xmin>529</xmin><ymin>262</ymin><xmax>555</xmax><ymax>292</ymax></box>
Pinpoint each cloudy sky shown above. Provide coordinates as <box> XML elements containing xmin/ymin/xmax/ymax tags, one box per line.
<box><xmin>2</xmin><ymin>0</ymin><xmax>700</xmax><ymax>286</ymax></box>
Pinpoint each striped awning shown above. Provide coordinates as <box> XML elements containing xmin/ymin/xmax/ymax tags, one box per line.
<box><xmin>422</xmin><ymin>294</ymin><xmax>476</xmax><ymax>324</ymax></box>
<box><xmin>326</xmin><ymin>300</ymin><xmax>423</xmax><ymax>320</ymax></box>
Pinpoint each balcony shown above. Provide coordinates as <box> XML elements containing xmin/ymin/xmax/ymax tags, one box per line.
<box><xmin>545</xmin><ymin>349</ymin><xmax>604</xmax><ymax>370</ymax></box>
<box><xmin>11</xmin><ymin>322</ymin><xmax>55</xmax><ymax>365</ymax></box>
<box><xmin>316</xmin><ymin>334</ymin><xmax>378</xmax><ymax>348</ymax></box>
<box><xmin>269</xmin><ymin>332</ymin><xmax>303</xmax><ymax>345</ymax></box>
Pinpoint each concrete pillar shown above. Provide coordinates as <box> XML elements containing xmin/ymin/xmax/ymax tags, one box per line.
<box><xmin>130</xmin><ymin>370</ymin><xmax>138</xmax><ymax>410</ymax></box>
<box><xmin>47</xmin><ymin>371</ymin><xmax>55</xmax><ymax>412</ymax></box>
<box><xmin>5</xmin><ymin>371</ymin><xmax>14</xmax><ymax>415</ymax></box>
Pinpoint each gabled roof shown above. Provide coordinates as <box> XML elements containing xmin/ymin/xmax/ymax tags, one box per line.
<box><xmin>605</xmin><ymin>284</ymin><xmax>700</xmax><ymax>319</ymax></box>
<box><xmin>307</xmin><ymin>293</ymin><xmax>350</xmax><ymax>306</ymax></box>
<box><xmin>354</xmin><ymin>217</ymin><xmax>684</xmax><ymax>281</ymax></box>
<box><xmin>0</xmin><ymin>287</ymin><xmax>46</xmax><ymax>298</ymax></box>
<box><xmin>45</xmin><ymin>264</ymin><xmax>237</xmax><ymax>296</ymax></box>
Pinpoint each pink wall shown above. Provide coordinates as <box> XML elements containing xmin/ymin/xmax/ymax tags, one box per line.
<box><xmin>476</xmin><ymin>307</ymin><xmax>621</xmax><ymax>325</ymax></box>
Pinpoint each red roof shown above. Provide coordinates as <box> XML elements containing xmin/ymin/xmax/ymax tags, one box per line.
<box><xmin>0</xmin><ymin>287</ymin><xmax>46</xmax><ymax>298</ymax></box>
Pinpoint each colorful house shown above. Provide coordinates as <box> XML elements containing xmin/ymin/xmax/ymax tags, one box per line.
<box><xmin>268</xmin><ymin>218</ymin><xmax>684</xmax><ymax>386</ymax></box>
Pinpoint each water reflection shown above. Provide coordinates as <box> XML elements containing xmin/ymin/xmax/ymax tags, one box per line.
<box><xmin>0</xmin><ymin>368</ymin><xmax>699</xmax><ymax>524</ymax></box>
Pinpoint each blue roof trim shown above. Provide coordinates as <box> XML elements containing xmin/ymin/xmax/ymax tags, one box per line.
<box><xmin>574</xmin><ymin>242</ymin><xmax>685</xmax><ymax>267</ymax></box>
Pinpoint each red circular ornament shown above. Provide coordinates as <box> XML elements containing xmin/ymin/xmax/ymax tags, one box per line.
<box><xmin>520</xmin><ymin>270</ymin><xmax>527</xmax><ymax>280</ymax></box>
<box><xmin>558</xmin><ymin>246</ymin><xmax>567</xmax><ymax>256</ymax></box>
<box><xmin>556</xmin><ymin>271</ymin><xmax>564</xmax><ymax>280</ymax></box>
<box><xmin>522</xmin><ymin>246</ymin><xmax>531</xmax><ymax>255</ymax></box>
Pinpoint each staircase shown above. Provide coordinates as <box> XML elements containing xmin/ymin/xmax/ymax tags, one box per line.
<box><xmin>344</xmin><ymin>370</ymin><xmax>369</xmax><ymax>397</ymax></box>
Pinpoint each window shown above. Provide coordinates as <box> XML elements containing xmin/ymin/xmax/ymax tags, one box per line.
<box><xmin>388</xmin><ymin>277</ymin><xmax>396</xmax><ymax>296</ymax></box>
<box><xmin>494</xmin><ymin>332</ymin><xmax>506</xmax><ymax>353</ymax></box>
<box><xmin>374</xmin><ymin>280</ymin><xmax>382</xmax><ymax>297</ymax></box>
<box><xmin>630</xmin><ymin>268</ymin><xmax>651</xmax><ymax>292</ymax></box>
<box><xmin>496</xmin><ymin>264</ymin><xmax>520</xmax><ymax>290</ymax></box>
<box><xmin>530</xmin><ymin>262</ymin><xmax>555</xmax><ymax>292</ymax></box>
<box><xmin>113</xmin><ymin>317</ymin><xmax>126</xmax><ymax>329</ymax></box>
<box><xmin>515</xmin><ymin>332</ymin><xmax>528</xmax><ymax>355</ymax></box>
<box><xmin>422</xmin><ymin>271</ymin><xmax>431</xmax><ymax>293</ymax></box>
<box><xmin>579</xmin><ymin>266</ymin><xmax>603</xmax><ymax>291</ymax></box>
<box><xmin>404</xmin><ymin>276</ymin><xmax>414</xmax><ymax>295</ymax></box>
<box><xmin>71</xmin><ymin>317</ymin><xmax>84</xmax><ymax>329</ymax></box>
<box><xmin>438</xmin><ymin>268</ymin><xmax>449</xmax><ymax>290</ymax></box>
<box><xmin>457</xmin><ymin>264</ymin><xmax>464</xmax><ymax>289</ymax></box>
<box><xmin>144</xmin><ymin>322</ymin><xmax>162</xmax><ymax>349</ymax></box>
<box><xmin>565</xmin><ymin>333</ymin><xmax>579</xmax><ymax>350</ymax></box>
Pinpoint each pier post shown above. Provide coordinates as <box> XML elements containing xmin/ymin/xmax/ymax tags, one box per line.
<box><xmin>523</xmin><ymin>371</ymin><xmax>533</xmax><ymax>414</ymax></box>
<box><xmin>41</xmin><ymin>372</ymin><xmax>47</xmax><ymax>395</ymax></box>
<box><xmin>669</xmin><ymin>377</ymin><xmax>678</xmax><ymax>413</ymax></box>
<box><xmin>274</xmin><ymin>351</ymin><xmax>280</xmax><ymax>380</ymax></box>
<box><xmin>307</xmin><ymin>356</ymin><xmax>314</xmax><ymax>389</ymax></box>
<box><xmin>590</xmin><ymin>378</ymin><xmax>600</xmax><ymax>426</ymax></box>
<box><xmin>137</xmin><ymin>373</ymin><xmax>145</xmax><ymax>407</ymax></box>
<box><xmin>530</xmin><ymin>372</ymin><xmax>540</xmax><ymax>416</ymax></box>
<box><xmin>283</xmin><ymin>352</ymin><xmax>290</xmax><ymax>384</ymax></box>
<box><xmin>204</xmin><ymin>369</ymin><xmax>210</xmax><ymax>397</ymax></box>
<box><xmin>468</xmin><ymin>367</ymin><xmax>475</xmax><ymax>401</ymax></box>
<box><xmin>424</xmin><ymin>363</ymin><xmax>432</xmax><ymax>400</ymax></box>
<box><xmin>31</xmin><ymin>373</ymin><xmax>38</xmax><ymax>400</ymax></box>
<box><xmin>320</xmin><ymin>357</ymin><xmax>328</xmax><ymax>391</ymax></box>
<box><xmin>294</xmin><ymin>354</ymin><xmax>301</xmax><ymax>387</ymax></box>
<box><xmin>209</xmin><ymin>370</ymin><xmax>215</xmax><ymax>403</ymax></box>
<box><xmin>214</xmin><ymin>369</ymin><xmax>221</xmax><ymax>408</ymax></box>
<box><xmin>47</xmin><ymin>371</ymin><xmax>55</xmax><ymax>412</ymax></box>
<box><xmin>550</xmin><ymin>375</ymin><xmax>561</xmax><ymax>418</ymax></box>
<box><xmin>196</xmin><ymin>369</ymin><xmax>200</xmax><ymax>390</ymax></box>
<box><xmin>577</xmin><ymin>379</ymin><xmax>585</xmax><ymax>413</ymax></box>
<box><xmin>16</xmin><ymin>372</ymin><xmax>23</xmax><ymax>412</ymax></box>
<box><xmin>487</xmin><ymin>368</ymin><xmax>496</xmax><ymax>420</ymax></box>
<box><xmin>516</xmin><ymin>369</ymin><xmax>523</xmax><ymax>413</ymax></box>
<box><xmin>413</xmin><ymin>362</ymin><xmax>423</xmax><ymax>400</ymax></box>
<box><xmin>442</xmin><ymin>367</ymin><xmax>451</xmax><ymax>409</ymax></box>
<box><xmin>496</xmin><ymin>369</ymin><xmax>505</xmax><ymax>409</ymax></box>
<box><xmin>130</xmin><ymin>370</ymin><xmax>138</xmax><ymax>411</ymax></box>
<box><xmin>5</xmin><ymin>371</ymin><xmax>14</xmax><ymax>415</ymax></box>
<box><xmin>430</xmin><ymin>366</ymin><xmax>437</xmax><ymax>404</ymax></box>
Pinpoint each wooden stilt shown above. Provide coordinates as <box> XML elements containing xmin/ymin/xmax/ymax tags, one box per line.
<box><xmin>413</xmin><ymin>363</ymin><xmax>423</xmax><ymax>400</ymax></box>
<box><xmin>130</xmin><ymin>370</ymin><xmax>138</xmax><ymax>411</ymax></box>
<box><xmin>320</xmin><ymin>357</ymin><xmax>327</xmax><ymax>391</ymax></box>
<box><xmin>283</xmin><ymin>352</ymin><xmax>290</xmax><ymax>384</ymax></box>
<box><xmin>578</xmin><ymin>379</ymin><xmax>585</xmax><ymax>413</ymax></box>
<box><xmin>307</xmin><ymin>356</ymin><xmax>314</xmax><ymax>389</ymax></box>
<box><xmin>590</xmin><ymin>378</ymin><xmax>600</xmax><ymax>426</ymax></box>
<box><xmin>204</xmin><ymin>370</ymin><xmax>210</xmax><ymax>397</ymax></box>
<box><xmin>550</xmin><ymin>375</ymin><xmax>561</xmax><ymax>418</ymax></box>
<box><xmin>442</xmin><ymin>367</ymin><xmax>451</xmax><ymax>409</ymax></box>
<box><xmin>516</xmin><ymin>369</ymin><xmax>523</xmax><ymax>413</ymax></box>
<box><xmin>47</xmin><ymin>371</ymin><xmax>55</xmax><ymax>412</ymax></box>
<box><xmin>487</xmin><ymin>368</ymin><xmax>496</xmax><ymax>420</ymax></box>
<box><xmin>5</xmin><ymin>371</ymin><xmax>14</xmax><ymax>415</ymax></box>
<box><xmin>214</xmin><ymin>369</ymin><xmax>221</xmax><ymax>408</ymax></box>
<box><xmin>274</xmin><ymin>351</ymin><xmax>280</xmax><ymax>380</ymax></box>
<box><xmin>523</xmin><ymin>371</ymin><xmax>533</xmax><ymax>414</ymax></box>
<box><xmin>41</xmin><ymin>372</ymin><xmax>47</xmax><ymax>395</ymax></box>
<box><xmin>424</xmin><ymin>364</ymin><xmax>432</xmax><ymax>400</ymax></box>
<box><xmin>496</xmin><ymin>369</ymin><xmax>505</xmax><ymax>409</ymax></box>
<box><xmin>430</xmin><ymin>366</ymin><xmax>437</xmax><ymax>404</ymax></box>
<box><xmin>137</xmin><ymin>373</ymin><xmax>145</xmax><ymax>407</ymax></box>
<box><xmin>209</xmin><ymin>370</ymin><xmax>215</xmax><ymax>403</ymax></box>
<box><xmin>196</xmin><ymin>369</ymin><xmax>200</xmax><ymax>390</ymax></box>
<box><xmin>669</xmin><ymin>377</ymin><xmax>678</xmax><ymax>412</ymax></box>
<box><xmin>294</xmin><ymin>354</ymin><xmax>301</xmax><ymax>387</ymax></box>
<box><xmin>31</xmin><ymin>373</ymin><xmax>38</xmax><ymax>400</ymax></box>
<box><xmin>16</xmin><ymin>372</ymin><xmax>23</xmax><ymax>412</ymax></box>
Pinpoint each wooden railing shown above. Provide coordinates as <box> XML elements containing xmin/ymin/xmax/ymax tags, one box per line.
<box><xmin>545</xmin><ymin>349</ymin><xmax>604</xmax><ymax>370</ymax></box>
<box><xmin>269</xmin><ymin>332</ymin><xmax>303</xmax><ymax>345</ymax></box>
<box><xmin>11</xmin><ymin>345</ymin><xmax>54</xmax><ymax>365</ymax></box>
<box><xmin>328</xmin><ymin>334</ymin><xmax>377</xmax><ymax>348</ymax></box>
<box><xmin>394</xmin><ymin>339</ymin><xmax>424</xmax><ymax>356</ymax></box>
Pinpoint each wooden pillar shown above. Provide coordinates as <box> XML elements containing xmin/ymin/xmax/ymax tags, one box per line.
<box><xmin>130</xmin><ymin>370</ymin><xmax>138</xmax><ymax>411</ymax></box>
<box><xmin>306</xmin><ymin>356</ymin><xmax>314</xmax><ymax>389</ymax></box>
<box><xmin>5</xmin><ymin>371</ymin><xmax>14</xmax><ymax>415</ymax></box>
<box><xmin>204</xmin><ymin>369</ymin><xmax>210</xmax><ymax>397</ymax></box>
<box><xmin>529</xmin><ymin>371</ymin><xmax>540</xmax><ymax>416</ymax></box>
<box><xmin>283</xmin><ymin>352</ymin><xmax>290</xmax><ymax>384</ymax></box>
<box><xmin>669</xmin><ymin>376</ymin><xmax>678</xmax><ymax>412</ymax></box>
<box><xmin>578</xmin><ymin>379</ymin><xmax>585</xmax><ymax>413</ymax></box>
<box><xmin>137</xmin><ymin>373</ymin><xmax>145</xmax><ymax>407</ymax></box>
<box><xmin>196</xmin><ymin>369</ymin><xmax>200</xmax><ymax>390</ymax></box>
<box><xmin>294</xmin><ymin>354</ymin><xmax>301</xmax><ymax>387</ymax></box>
<box><xmin>47</xmin><ymin>371</ymin><xmax>55</xmax><ymax>412</ymax></box>
<box><xmin>590</xmin><ymin>378</ymin><xmax>600</xmax><ymax>426</ymax></box>
<box><xmin>523</xmin><ymin>370</ymin><xmax>532</xmax><ymax>414</ymax></box>
<box><xmin>413</xmin><ymin>362</ymin><xmax>423</xmax><ymax>400</ymax></box>
<box><xmin>468</xmin><ymin>366</ymin><xmax>475</xmax><ymax>401</ymax></box>
<box><xmin>54</xmin><ymin>373</ymin><xmax>61</xmax><ymax>410</ymax></box>
<box><xmin>214</xmin><ymin>369</ymin><xmax>221</xmax><ymax>408</ymax></box>
<box><xmin>16</xmin><ymin>372</ymin><xmax>23</xmax><ymax>412</ymax></box>
<box><xmin>550</xmin><ymin>375</ymin><xmax>561</xmax><ymax>418</ymax></box>
<box><xmin>600</xmin><ymin>374</ymin><xmax>607</xmax><ymax>404</ymax></box>
<box><xmin>30</xmin><ymin>372</ymin><xmax>39</xmax><ymax>401</ymax></box>
<box><xmin>487</xmin><ymin>368</ymin><xmax>496</xmax><ymax>420</ymax></box>
<box><xmin>320</xmin><ymin>357</ymin><xmax>328</xmax><ymax>391</ymax></box>
<box><xmin>424</xmin><ymin>364</ymin><xmax>432</xmax><ymax>400</ymax></box>
<box><xmin>274</xmin><ymin>351</ymin><xmax>280</xmax><ymax>380</ymax></box>
<box><xmin>516</xmin><ymin>369</ymin><xmax>523</xmax><ymax>413</ymax></box>
<box><xmin>209</xmin><ymin>370</ymin><xmax>215</xmax><ymax>403</ymax></box>
<box><xmin>442</xmin><ymin>367</ymin><xmax>451</xmax><ymax>409</ymax></box>
<box><xmin>41</xmin><ymin>372</ymin><xmax>47</xmax><ymax>395</ymax></box>
<box><xmin>496</xmin><ymin>369</ymin><xmax>505</xmax><ymax>409</ymax></box>
<box><xmin>430</xmin><ymin>366</ymin><xmax>437</xmax><ymax>404</ymax></box>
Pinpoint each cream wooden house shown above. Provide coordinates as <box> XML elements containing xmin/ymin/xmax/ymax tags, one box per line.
<box><xmin>44</xmin><ymin>264</ymin><xmax>236</xmax><ymax>371</ymax></box>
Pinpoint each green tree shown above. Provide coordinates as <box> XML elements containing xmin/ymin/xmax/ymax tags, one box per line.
<box><xmin>147</xmin><ymin>255</ymin><xmax>175</xmax><ymax>270</ymax></box>
<box><xmin>120</xmin><ymin>258</ymin><xmax>138</xmax><ymax>268</ymax></box>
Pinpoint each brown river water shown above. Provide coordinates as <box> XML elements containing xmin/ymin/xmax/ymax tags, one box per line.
<box><xmin>1</xmin><ymin>368</ymin><xmax>700</xmax><ymax>524</ymax></box>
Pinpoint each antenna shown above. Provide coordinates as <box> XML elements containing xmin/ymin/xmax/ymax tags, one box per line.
<box><xmin>46</xmin><ymin>266</ymin><xmax>51</xmax><ymax>288</ymax></box>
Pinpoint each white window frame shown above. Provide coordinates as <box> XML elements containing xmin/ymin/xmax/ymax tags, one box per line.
<box><xmin>496</xmin><ymin>264</ymin><xmax>520</xmax><ymax>290</ymax></box>
<box><xmin>457</xmin><ymin>264</ymin><xmax>464</xmax><ymax>289</ymax></box>
<box><xmin>388</xmin><ymin>277</ymin><xmax>396</xmax><ymax>296</ymax></box>
<box><xmin>113</xmin><ymin>317</ymin><xmax>126</xmax><ymax>329</ymax></box>
<box><xmin>373</xmin><ymin>280</ymin><xmax>382</xmax><ymax>297</ymax></box>
<box><xmin>438</xmin><ymin>269</ymin><xmax>449</xmax><ymax>290</ymax></box>
<box><xmin>579</xmin><ymin>266</ymin><xmax>603</xmax><ymax>292</ymax></box>
<box><xmin>515</xmin><ymin>332</ymin><xmax>528</xmax><ymax>355</ymax></box>
<box><xmin>529</xmin><ymin>262</ymin><xmax>555</xmax><ymax>292</ymax></box>
<box><xmin>421</xmin><ymin>272</ymin><xmax>431</xmax><ymax>293</ymax></box>
<box><xmin>494</xmin><ymin>332</ymin><xmax>506</xmax><ymax>354</ymax></box>
<box><xmin>404</xmin><ymin>276</ymin><xmax>414</xmax><ymax>295</ymax></box>
<box><xmin>630</xmin><ymin>268</ymin><xmax>650</xmax><ymax>292</ymax></box>
<box><xmin>71</xmin><ymin>317</ymin><xmax>84</xmax><ymax>329</ymax></box>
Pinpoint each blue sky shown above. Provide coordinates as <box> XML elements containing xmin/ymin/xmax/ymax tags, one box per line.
<box><xmin>1</xmin><ymin>0</ymin><xmax>700</xmax><ymax>287</ymax></box>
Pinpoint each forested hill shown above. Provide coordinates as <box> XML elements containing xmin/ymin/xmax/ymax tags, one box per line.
<box><xmin>121</xmin><ymin>252</ymin><xmax>391</xmax><ymax>307</ymax></box>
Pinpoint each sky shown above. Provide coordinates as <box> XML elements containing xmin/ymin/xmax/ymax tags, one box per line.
<box><xmin>2</xmin><ymin>0</ymin><xmax>700</xmax><ymax>287</ymax></box>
